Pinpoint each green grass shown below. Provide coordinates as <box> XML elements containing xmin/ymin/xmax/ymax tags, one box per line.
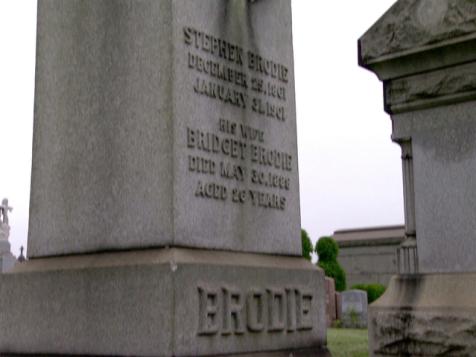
<box><xmin>327</xmin><ymin>328</ymin><xmax>369</xmax><ymax>357</ymax></box>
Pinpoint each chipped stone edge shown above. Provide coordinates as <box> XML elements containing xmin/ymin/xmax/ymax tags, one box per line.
<box><xmin>369</xmin><ymin>273</ymin><xmax>476</xmax><ymax>356</ymax></box>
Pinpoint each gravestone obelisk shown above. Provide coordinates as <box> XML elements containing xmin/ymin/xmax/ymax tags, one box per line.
<box><xmin>0</xmin><ymin>1</ymin><xmax>329</xmax><ymax>356</ymax></box>
<box><xmin>360</xmin><ymin>0</ymin><xmax>476</xmax><ymax>355</ymax></box>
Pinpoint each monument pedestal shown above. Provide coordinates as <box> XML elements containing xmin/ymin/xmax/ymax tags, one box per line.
<box><xmin>370</xmin><ymin>274</ymin><xmax>476</xmax><ymax>356</ymax></box>
<box><xmin>0</xmin><ymin>248</ymin><xmax>329</xmax><ymax>356</ymax></box>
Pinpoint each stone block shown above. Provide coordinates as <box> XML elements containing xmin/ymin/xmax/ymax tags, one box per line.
<box><xmin>29</xmin><ymin>0</ymin><xmax>299</xmax><ymax>258</ymax></box>
<box><xmin>341</xmin><ymin>290</ymin><xmax>368</xmax><ymax>328</ymax></box>
<box><xmin>369</xmin><ymin>274</ymin><xmax>476</xmax><ymax>356</ymax></box>
<box><xmin>324</xmin><ymin>277</ymin><xmax>336</xmax><ymax>327</ymax></box>
<box><xmin>0</xmin><ymin>248</ymin><xmax>328</xmax><ymax>356</ymax></box>
<box><xmin>335</xmin><ymin>292</ymin><xmax>342</xmax><ymax>322</ymax></box>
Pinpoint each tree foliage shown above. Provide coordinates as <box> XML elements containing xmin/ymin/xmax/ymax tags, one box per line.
<box><xmin>316</xmin><ymin>236</ymin><xmax>346</xmax><ymax>291</ymax></box>
<box><xmin>316</xmin><ymin>236</ymin><xmax>339</xmax><ymax>261</ymax></box>
<box><xmin>301</xmin><ymin>229</ymin><xmax>313</xmax><ymax>261</ymax></box>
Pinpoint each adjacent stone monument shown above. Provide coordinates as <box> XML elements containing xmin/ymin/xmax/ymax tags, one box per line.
<box><xmin>0</xmin><ymin>198</ymin><xmax>16</xmax><ymax>273</ymax></box>
<box><xmin>0</xmin><ymin>1</ymin><xmax>329</xmax><ymax>356</ymax></box>
<box><xmin>360</xmin><ymin>0</ymin><xmax>476</xmax><ymax>354</ymax></box>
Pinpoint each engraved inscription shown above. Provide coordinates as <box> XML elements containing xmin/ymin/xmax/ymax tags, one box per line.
<box><xmin>185</xmin><ymin>117</ymin><xmax>291</xmax><ymax>210</ymax></box>
<box><xmin>197</xmin><ymin>285</ymin><xmax>314</xmax><ymax>336</ymax></box>
<box><xmin>184</xmin><ymin>26</ymin><xmax>288</xmax><ymax>122</ymax></box>
<box><xmin>198</xmin><ymin>287</ymin><xmax>219</xmax><ymax>335</ymax></box>
<box><xmin>181</xmin><ymin>25</ymin><xmax>294</xmax><ymax>212</ymax></box>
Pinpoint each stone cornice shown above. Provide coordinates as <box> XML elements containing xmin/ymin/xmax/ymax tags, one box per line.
<box><xmin>360</xmin><ymin>0</ymin><xmax>476</xmax><ymax>64</ymax></box>
<box><xmin>384</xmin><ymin>62</ymin><xmax>476</xmax><ymax>114</ymax></box>
<box><xmin>359</xmin><ymin>0</ymin><xmax>476</xmax><ymax>80</ymax></box>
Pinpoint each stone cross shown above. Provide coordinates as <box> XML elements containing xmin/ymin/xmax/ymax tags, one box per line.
<box><xmin>18</xmin><ymin>246</ymin><xmax>26</xmax><ymax>263</ymax></box>
<box><xmin>0</xmin><ymin>198</ymin><xmax>12</xmax><ymax>225</ymax></box>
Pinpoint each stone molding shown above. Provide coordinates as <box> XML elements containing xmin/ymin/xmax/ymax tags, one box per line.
<box><xmin>359</xmin><ymin>0</ymin><xmax>476</xmax><ymax>64</ymax></box>
<box><xmin>385</xmin><ymin>61</ymin><xmax>476</xmax><ymax>114</ymax></box>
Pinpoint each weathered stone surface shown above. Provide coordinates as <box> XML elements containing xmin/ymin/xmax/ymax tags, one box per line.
<box><xmin>369</xmin><ymin>274</ymin><xmax>476</xmax><ymax>356</ymax></box>
<box><xmin>360</xmin><ymin>0</ymin><xmax>476</xmax><ymax>354</ymax></box>
<box><xmin>359</xmin><ymin>0</ymin><xmax>476</xmax><ymax>64</ymax></box>
<box><xmin>359</xmin><ymin>1</ymin><xmax>476</xmax><ymax>80</ymax></box>
<box><xmin>385</xmin><ymin>61</ymin><xmax>476</xmax><ymax>114</ymax></box>
<box><xmin>341</xmin><ymin>290</ymin><xmax>368</xmax><ymax>328</ymax></box>
<box><xmin>0</xmin><ymin>248</ymin><xmax>328</xmax><ymax>356</ymax></box>
<box><xmin>30</xmin><ymin>0</ymin><xmax>299</xmax><ymax>258</ymax></box>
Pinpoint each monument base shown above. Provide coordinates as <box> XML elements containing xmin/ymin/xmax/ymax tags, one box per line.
<box><xmin>369</xmin><ymin>273</ymin><xmax>476</xmax><ymax>356</ymax></box>
<box><xmin>0</xmin><ymin>248</ymin><xmax>329</xmax><ymax>357</ymax></box>
<box><xmin>2</xmin><ymin>347</ymin><xmax>331</xmax><ymax>357</ymax></box>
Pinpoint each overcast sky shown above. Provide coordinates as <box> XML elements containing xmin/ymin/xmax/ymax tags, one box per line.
<box><xmin>0</xmin><ymin>1</ymin><xmax>401</xmax><ymax>258</ymax></box>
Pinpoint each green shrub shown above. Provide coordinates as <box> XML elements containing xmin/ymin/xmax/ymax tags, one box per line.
<box><xmin>316</xmin><ymin>236</ymin><xmax>346</xmax><ymax>291</ymax></box>
<box><xmin>318</xmin><ymin>260</ymin><xmax>347</xmax><ymax>291</ymax></box>
<box><xmin>351</xmin><ymin>283</ymin><xmax>386</xmax><ymax>304</ymax></box>
<box><xmin>316</xmin><ymin>236</ymin><xmax>338</xmax><ymax>261</ymax></box>
<box><xmin>301</xmin><ymin>229</ymin><xmax>313</xmax><ymax>261</ymax></box>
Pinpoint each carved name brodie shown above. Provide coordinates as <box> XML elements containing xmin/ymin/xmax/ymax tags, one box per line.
<box><xmin>197</xmin><ymin>286</ymin><xmax>313</xmax><ymax>336</ymax></box>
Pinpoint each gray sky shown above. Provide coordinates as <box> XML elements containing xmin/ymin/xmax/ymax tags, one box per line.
<box><xmin>0</xmin><ymin>0</ymin><xmax>401</xmax><ymax>258</ymax></box>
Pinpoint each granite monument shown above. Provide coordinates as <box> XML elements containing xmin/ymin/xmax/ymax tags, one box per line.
<box><xmin>360</xmin><ymin>0</ymin><xmax>476</xmax><ymax>354</ymax></box>
<box><xmin>0</xmin><ymin>1</ymin><xmax>329</xmax><ymax>356</ymax></box>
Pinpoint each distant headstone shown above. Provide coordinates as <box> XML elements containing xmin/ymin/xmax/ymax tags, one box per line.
<box><xmin>0</xmin><ymin>1</ymin><xmax>329</xmax><ymax>356</ymax></box>
<box><xmin>325</xmin><ymin>277</ymin><xmax>337</xmax><ymax>327</ymax></box>
<box><xmin>340</xmin><ymin>290</ymin><xmax>368</xmax><ymax>328</ymax></box>
<box><xmin>360</xmin><ymin>0</ymin><xmax>476</xmax><ymax>354</ymax></box>
<box><xmin>335</xmin><ymin>292</ymin><xmax>342</xmax><ymax>322</ymax></box>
